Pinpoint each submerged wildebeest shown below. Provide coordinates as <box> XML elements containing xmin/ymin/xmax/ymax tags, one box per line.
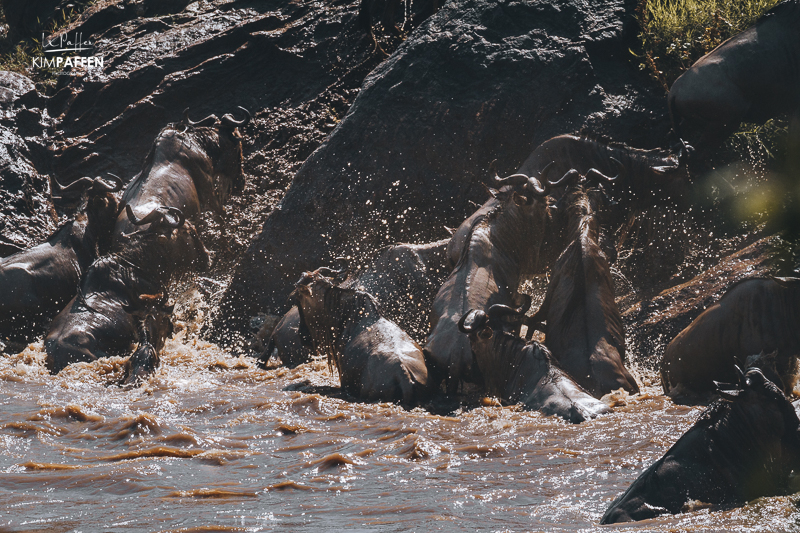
<box><xmin>668</xmin><ymin>0</ymin><xmax>800</xmax><ymax>154</ymax></box>
<box><xmin>530</xmin><ymin>167</ymin><xmax>639</xmax><ymax>397</ymax></box>
<box><xmin>44</xmin><ymin>206</ymin><xmax>209</xmax><ymax>374</ymax></box>
<box><xmin>427</xmin><ymin>166</ymin><xmax>557</xmax><ymax>393</ymax></box>
<box><xmin>259</xmin><ymin>239</ymin><xmax>449</xmax><ymax>368</ymax></box>
<box><xmin>291</xmin><ymin>269</ymin><xmax>430</xmax><ymax>404</ymax></box>
<box><xmin>458</xmin><ymin>304</ymin><xmax>611</xmax><ymax>423</ymax></box>
<box><xmin>0</xmin><ymin>175</ymin><xmax>121</xmax><ymax>344</ymax></box>
<box><xmin>660</xmin><ymin>277</ymin><xmax>800</xmax><ymax>400</ymax></box>
<box><xmin>115</xmin><ymin>107</ymin><xmax>248</xmax><ymax>243</ymax></box>
<box><xmin>602</xmin><ymin>366</ymin><xmax>800</xmax><ymax>524</ymax></box>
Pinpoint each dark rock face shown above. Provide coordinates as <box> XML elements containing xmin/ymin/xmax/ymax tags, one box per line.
<box><xmin>622</xmin><ymin>236</ymin><xmax>777</xmax><ymax>368</ymax></box>
<box><xmin>41</xmin><ymin>0</ymin><xmax>384</xmax><ymax>267</ymax></box>
<box><xmin>215</xmin><ymin>0</ymin><xmax>669</xmax><ymax>341</ymax></box>
<box><xmin>0</xmin><ymin>72</ymin><xmax>55</xmax><ymax>257</ymax></box>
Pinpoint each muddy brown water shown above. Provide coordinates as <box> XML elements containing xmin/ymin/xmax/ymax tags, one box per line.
<box><xmin>1</xmin><ymin>318</ymin><xmax>799</xmax><ymax>532</ymax></box>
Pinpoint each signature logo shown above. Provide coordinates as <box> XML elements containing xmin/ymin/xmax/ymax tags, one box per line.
<box><xmin>42</xmin><ymin>32</ymin><xmax>94</xmax><ymax>53</ymax></box>
<box><xmin>32</xmin><ymin>32</ymin><xmax>103</xmax><ymax>73</ymax></box>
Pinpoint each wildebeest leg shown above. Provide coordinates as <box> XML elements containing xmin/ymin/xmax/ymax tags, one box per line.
<box><xmin>121</xmin><ymin>308</ymin><xmax>172</xmax><ymax>386</ymax></box>
<box><xmin>122</xmin><ymin>344</ymin><xmax>160</xmax><ymax>386</ymax></box>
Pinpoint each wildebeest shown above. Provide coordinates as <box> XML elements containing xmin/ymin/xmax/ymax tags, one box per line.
<box><xmin>259</xmin><ymin>239</ymin><xmax>449</xmax><ymax>368</ymax></box>
<box><xmin>458</xmin><ymin>304</ymin><xmax>611</xmax><ymax>423</ymax></box>
<box><xmin>516</xmin><ymin>132</ymin><xmax>690</xmax><ymax>207</ymax></box>
<box><xmin>660</xmin><ymin>277</ymin><xmax>800</xmax><ymax>400</ymax></box>
<box><xmin>601</xmin><ymin>366</ymin><xmax>800</xmax><ymax>524</ymax></box>
<box><xmin>291</xmin><ymin>269</ymin><xmax>430</xmax><ymax>404</ymax></box>
<box><xmin>668</xmin><ymin>1</ymin><xmax>800</xmax><ymax>154</ymax></box>
<box><xmin>0</xmin><ymin>175</ymin><xmax>121</xmax><ymax>344</ymax></box>
<box><xmin>530</xmin><ymin>168</ymin><xmax>639</xmax><ymax>397</ymax></box>
<box><xmin>44</xmin><ymin>206</ymin><xmax>209</xmax><ymax>374</ymax></box>
<box><xmin>114</xmin><ymin>107</ymin><xmax>248</xmax><ymax>243</ymax></box>
<box><xmin>260</xmin><ymin>305</ymin><xmax>314</xmax><ymax>368</ymax></box>
<box><xmin>426</xmin><ymin>166</ymin><xmax>557</xmax><ymax>393</ymax></box>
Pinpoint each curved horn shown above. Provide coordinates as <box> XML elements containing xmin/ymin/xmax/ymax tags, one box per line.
<box><xmin>182</xmin><ymin>107</ymin><xmax>218</xmax><ymax>127</ymax></box>
<box><xmin>489</xmin><ymin>173</ymin><xmax>531</xmax><ymax>189</ymax></box>
<box><xmin>125</xmin><ymin>205</ymin><xmax>185</xmax><ymax>229</ymax></box>
<box><xmin>315</xmin><ymin>266</ymin><xmax>345</xmax><ymax>279</ymax></box>
<box><xmin>51</xmin><ymin>176</ymin><xmax>95</xmax><ymax>197</ymax></box>
<box><xmin>220</xmin><ymin>106</ymin><xmax>252</xmax><ymax>128</ymax></box>
<box><xmin>90</xmin><ymin>173</ymin><xmax>123</xmax><ymax>194</ymax></box>
<box><xmin>487</xmin><ymin>304</ymin><xmax>525</xmax><ymax>322</ymax></box>
<box><xmin>735</xmin><ymin>364</ymin><xmax>746</xmax><ymax>386</ymax></box>
<box><xmin>585</xmin><ymin>157</ymin><xmax>625</xmax><ymax>184</ymax></box>
<box><xmin>548</xmin><ymin>168</ymin><xmax>582</xmax><ymax>188</ymax></box>
<box><xmin>126</xmin><ymin>205</ymin><xmax>164</xmax><ymax>226</ymax></box>
<box><xmin>458</xmin><ymin>309</ymin><xmax>487</xmax><ymax>333</ymax></box>
<box><xmin>525</xmin><ymin>161</ymin><xmax>557</xmax><ymax>198</ymax></box>
<box><xmin>158</xmin><ymin>206</ymin><xmax>185</xmax><ymax>228</ymax></box>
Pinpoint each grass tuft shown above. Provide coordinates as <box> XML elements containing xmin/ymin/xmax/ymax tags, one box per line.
<box><xmin>636</xmin><ymin>0</ymin><xmax>783</xmax><ymax>90</ymax></box>
<box><xmin>0</xmin><ymin>2</ymin><xmax>95</xmax><ymax>86</ymax></box>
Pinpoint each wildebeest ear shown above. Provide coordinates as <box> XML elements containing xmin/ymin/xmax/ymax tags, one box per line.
<box><xmin>714</xmin><ymin>381</ymin><xmax>743</xmax><ymax>400</ymax></box>
<box><xmin>512</xmin><ymin>191</ymin><xmax>533</xmax><ymax>206</ymax></box>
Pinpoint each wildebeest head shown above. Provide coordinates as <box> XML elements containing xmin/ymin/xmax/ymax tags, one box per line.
<box><xmin>480</xmin><ymin>162</ymin><xmax>559</xmax><ymax>273</ymax></box>
<box><xmin>124</xmin><ymin>204</ymin><xmax>211</xmax><ymax>274</ymax></box>
<box><xmin>602</xmin><ymin>364</ymin><xmax>800</xmax><ymax>524</ymax></box>
<box><xmin>458</xmin><ymin>303</ymin><xmax>612</xmax><ymax>422</ymax></box>
<box><xmin>457</xmin><ymin>302</ymin><xmax>531</xmax><ymax>387</ymax></box>
<box><xmin>51</xmin><ymin>173</ymin><xmax>123</xmax><ymax>255</ymax></box>
<box><xmin>291</xmin><ymin>267</ymin><xmax>375</xmax><ymax>371</ymax></box>
<box><xmin>182</xmin><ymin>107</ymin><xmax>248</xmax><ymax>203</ymax></box>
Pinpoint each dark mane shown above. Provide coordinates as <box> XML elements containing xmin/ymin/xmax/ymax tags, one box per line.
<box><xmin>452</xmin><ymin>214</ymin><xmax>487</xmax><ymax>272</ymax></box>
<box><xmin>577</xmin><ymin>128</ymin><xmax>615</xmax><ymax>147</ymax></box>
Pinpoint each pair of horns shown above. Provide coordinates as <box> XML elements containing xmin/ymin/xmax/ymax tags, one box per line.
<box><xmin>548</xmin><ymin>158</ymin><xmax>625</xmax><ymax>189</ymax></box>
<box><xmin>183</xmin><ymin>106</ymin><xmax>251</xmax><ymax>128</ymax></box>
<box><xmin>125</xmin><ymin>204</ymin><xmax>185</xmax><ymax>230</ymax></box>
<box><xmin>51</xmin><ymin>173</ymin><xmax>123</xmax><ymax>198</ymax></box>
<box><xmin>488</xmin><ymin>161</ymin><xmax>555</xmax><ymax>201</ymax></box>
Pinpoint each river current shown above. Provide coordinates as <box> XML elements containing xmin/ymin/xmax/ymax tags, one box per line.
<box><xmin>1</xmin><ymin>304</ymin><xmax>798</xmax><ymax>532</ymax></box>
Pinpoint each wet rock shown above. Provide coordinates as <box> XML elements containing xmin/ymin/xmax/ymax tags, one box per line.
<box><xmin>40</xmin><ymin>0</ymin><xmax>385</xmax><ymax>272</ymax></box>
<box><xmin>0</xmin><ymin>72</ymin><xmax>36</xmax><ymax>107</ymax></box>
<box><xmin>0</xmin><ymin>74</ymin><xmax>55</xmax><ymax>256</ymax></box>
<box><xmin>214</xmin><ymin>0</ymin><xmax>669</xmax><ymax>340</ymax></box>
<box><xmin>623</xmin><ymin>236</ymin><xmax>778</xmax><ymax>368</ymax></box>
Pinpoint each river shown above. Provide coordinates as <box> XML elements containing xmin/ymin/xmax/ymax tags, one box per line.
<box><xmin>1</xmin><ymin>316</ymin><xmax>798</xmax><ymax>532</ymax></box>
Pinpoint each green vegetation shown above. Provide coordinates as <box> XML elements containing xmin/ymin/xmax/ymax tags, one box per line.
<box><xmin>0</xmin><ymin>2</ymin><xmax>94</xmax><ymax>86</ymax></box>
<box><xmin>636</xmin><ymin>0</ymin><xmax>783</xmax><ymax>90</ymax></box>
